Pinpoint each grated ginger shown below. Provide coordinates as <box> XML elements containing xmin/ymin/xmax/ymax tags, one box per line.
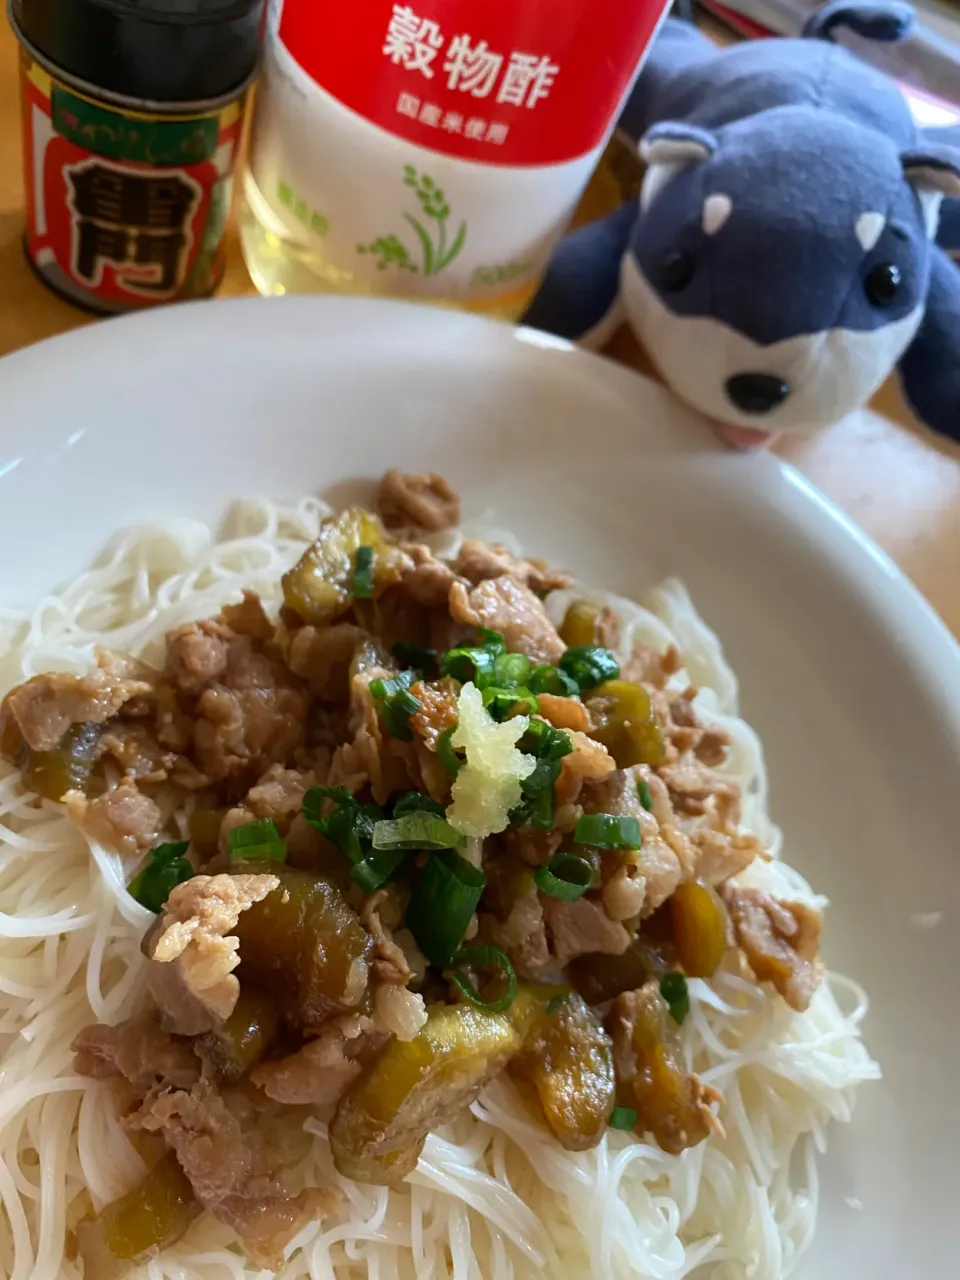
<box><xmin>445</xmin><ymin>683</ymin><xmax>536</xmax><ymax>838</ymax></box>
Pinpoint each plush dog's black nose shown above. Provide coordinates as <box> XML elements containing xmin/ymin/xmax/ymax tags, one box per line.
<box><xmin>725</xmin><ymin>373</ymin><xmax>790</xmax><ymax>414</ymax></box>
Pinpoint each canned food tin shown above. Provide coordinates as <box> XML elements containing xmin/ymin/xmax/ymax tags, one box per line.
<box><xmin>10</xmin><ymin>0</ymin><xmax>263</xmax><ymax>314</ymax></box>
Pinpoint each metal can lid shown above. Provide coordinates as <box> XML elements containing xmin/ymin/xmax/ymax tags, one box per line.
<box><xmin>11</xmin><ymin>0</ymin><xmax>266</xmax><ymax>104</ymax></box>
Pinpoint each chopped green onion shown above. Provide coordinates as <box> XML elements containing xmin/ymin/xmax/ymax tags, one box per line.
<box><xmin>350</xmin><ymin>849</ymin><xmax>408</xmax><ymax>894</ymax></box>
<box><xmin>545</xmin><ymin>992</ymin><xmax>570</xmax><ymax>1015</ymax></box>
<box><xmin>637</xmin><ymin>778</ymin><xmax>654</xmax><ymax>812</ymax></box>
<box><xmin>405</xmin><ymin>850</ymin><xmax>486</xmax><ymax>968</ymax></box>
<box><xmin>391</xmin><ymin>791</ymin><xmax>446</xmax><ymax>818</ymax></box>
<box><xmin>436</xmin><ymin>724</ymin><xmax>464</xmax><ymax>776</ymax></box>
<box><xmin>493</xmin><ymin>652</ymin><xmax>532</xmax><ymax>686</ymax></box>
<box><xmin>574</xmin><ymin>813</ymin><xmax>641</xmax><ymax>850</ymax></box>
<box><xmin>440</xmin><ymin>645</ymin><xmax>497</xmax><ymax>686</ymax></box>
<box><xmin>660</xmin><ymin>972</ymin><xmax>690</xmax><ymax>1025</ymax></box>
<box><xmin>477</xmin><ymin>629</ymin><xmax>505</xmax><ymax>654</ymax></box>
<box><xmin>228</xmin><ymin>819</ymin><xmax>286</xmax><ymax>862</ymax></box>
<box><xmin>128</xmin><ymin>841</ymin><xmax>193</xmax><ymax>914</ymax></box>
<box><xmin>481</xmin><ymin>685</ymin><xmax>538</xmax><ymax>721</ymax></box>
<box><xmin>448</xmin><ymin>945</ymin><xmax>517</xmax><ymax>1013</ymax></box>
<box><xmin>392</xmin><ymin>641</ymin><xmax>437</xmax><ymax>673</ymax></box>
<box><xmin>352</xmin><ymin>545</ymin><xmax>375</xmax><ymax>598</ymax></box>
<box><xmin>534</xmin><ymin>851</ymin><xmax>594</xmax><ymax>900</ymax></box>
<box><xmin>369</xmin><ymin>670</ymin><xmax>416</xmax><ymax>700</ymax></box>
<box><xmin>609</xmin><ymin>1106</ymin><xmax>638</xmax><ymax>1131</ymax></box>
<box><xmin>302</xmin><ymin>786</ymin><xmax>380</xmax><ymax>864</ymax></box>
<box><xmin>509</xmin><ymin>781</ymin><xmax>555</xmax><ymax>830</ymax></box>
<box><xmin>370</xmin><ymin>670</ymin><xmax>421</xmax><ymax>741</ymax></box>
<box><xmin>373</xmin><ymin>812</ymin><xmax>465</xmax><ymax>851</ymax></box>
<box><xmin>518</xmin><ymin>719</ymin><xmax>573</xmax><ymax>762</ymax></box>
<box><xmin>559</xmin><ymin>645</ymin><xmax>620</xmax><ymax>691</ymax></box>
<box><xmin>528</xmin><ymin>664</ymin><xmax>580</xmax><ymax>696</ymax></box>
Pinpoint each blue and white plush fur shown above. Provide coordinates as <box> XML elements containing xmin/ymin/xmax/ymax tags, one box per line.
<box><xmin>524</xmin><ymin>2</ymin><xmax>960</xmax><ymax>442</ymax></box>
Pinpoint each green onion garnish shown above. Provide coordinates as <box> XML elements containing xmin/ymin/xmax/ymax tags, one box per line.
<box><xmin>609</xmin><ymin>1106</ymin><xmax>638</xmax><ymax>1131</ymax></box>
<box><xmin>228</xmin><ymin>819</ymin><xmax>286</xmax><ymax>862</ymax></box>
<box><xmin>493</xmin><ymin>652</ymin><xmax>532</xmax><ymax>686</ymax></box>
<box><xmin>373</xmin><ymin>812</ymin><xmax>465</xmax><ymax>851</ymax></box>
<box><xmin>352</xmin><ymin>545</ymin><xmax>375</xmax><ymax>598</ymax></box>
<box><xmin>405</xmin><ymin>850</ymin><xmax>486</xmax><ymax>968</ymax></box>
<box><xmin>637</xmin><ymin>779</ymin><xmax>654</xmax><ymax>812</ymax></box>
<box><xmin>436</xmin><ymin>724</ymin><xmax>463</xmax><ymax>776</ymax></box>
<box><xmin>534</xmin><ymin>851</ymin><xmax>594</xmax><ymax>900</ymax></box>
<box><xmin>559</xmin><ymin>645</ymin><xmax>620</xmax><ymax>691</ymax></box>
<box><xmin>573</xmin><ymin>813</ymin><xmax>641</xmax><ymax>850</ymax></box>
<box><xmin>350</xmin><ymin>849</ymin><xmax>408</xmax><ymax>894</ymax></box>
<box><xmin>545</xmin><ymin>992</ymin><xmax>570</xmax><ymax>1015</ymax></box>
<box><xmin>660</xmin><ymin>972</ymin><xmax>690</xmax><ymax>1025</ymax></box>
<box><xmin>448</xmin><ymin>945</ymin><xmax>517</xmax><ymax>1013</ymax></box>
<box><xmin>369</xmin><ymin>670</ymin><xmax>421</xmax><ymax>741</ymax></box>
<box><xmin>509</xmin><ymin>781</ymin><xmax>555</xmax><ymax>830</ymax></box>
<box><xmin>440</xmin><ymin>645</ymin><xmax>497</xmax><ymax>686</ymax></box>
<box><xmin>481</xmin><ymin>686</ymin><xmax>538</xmax><ymax>721</ymax></box>
<box><xmin>393</xmin><ymin>641</ymin><xmax>437</xmax><ymax>673</ymax></box>
<box><xmin>518</xmin><ymin>719</ymin><xmax>573</xmax><ymax>761</ymax></box>
<box><xmin>391</xmin><ymin>791</ymin><xmax>446</xmax><ymax>818</ymax></box>
<box><xmin>477</xmin><ymin>629</ymin><xmax>506</xmax><ymax>654</ymax></box>
<box><xmin>528</xmin><ymin>664</ymin><xmax>580</xmax><ymax>696</ymax></box>
<box><xmin>303</xmin><ymin>786</ymin><xmax>377</xmax><ymax>861</ymax></box>
<box><xmin>128</xmin><ymin>840</ymin><xmax>193</xmax><ymax>914</ymax></box>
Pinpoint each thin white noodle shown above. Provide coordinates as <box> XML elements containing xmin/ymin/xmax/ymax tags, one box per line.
<box><xmin>0</xmin><ymin>498</ymin><xmax>878</xmax><ymax>1280</ymax></box>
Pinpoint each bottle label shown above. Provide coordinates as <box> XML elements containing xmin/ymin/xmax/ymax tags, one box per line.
<box><xmin>19</xmin><ymin>51</ymin><xmax>245</xmax><ymax>314</ymax></box>
<box><xmin>278</xmin><ymin>0</ymin><xmax>665</xmax><ymax>167</ymax></box>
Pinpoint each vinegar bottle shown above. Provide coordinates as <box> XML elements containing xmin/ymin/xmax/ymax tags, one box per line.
<box><xmin>238</xmin><ymin>0</ymin><xmax>671</xmax><ymax>320</ymax></box>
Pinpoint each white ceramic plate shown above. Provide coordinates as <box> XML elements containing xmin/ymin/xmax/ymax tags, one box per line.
<box><xmin>0</xmin><ymin>297</ymin><xmax>957</xmax><ymax>1279</ymax></box>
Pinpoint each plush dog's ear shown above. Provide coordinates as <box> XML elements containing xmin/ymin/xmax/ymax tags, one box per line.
<box><xmin>639</xmin><ymin>123</ymin><xmax>717</xmax><ymax>211</ymax></box>
<box><xmin>903</xmin><ymin>146</ymin><xmax>960</xmax><ymax>237</ymax></box>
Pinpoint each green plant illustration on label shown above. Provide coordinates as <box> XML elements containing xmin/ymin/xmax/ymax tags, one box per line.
<box><xmin>471</xmin><ymin>257</ymin><xmax>537</xmax><ymax>288</ymax></box>
<box><xmin>357</xmin><ymin>166</ymin><xmax>467</xmax><ymax>276</ymax></box>
<box><xmin>277</xmin><ymin>180</ymin><xmax>328</xmax><ymax>237</ymax></box>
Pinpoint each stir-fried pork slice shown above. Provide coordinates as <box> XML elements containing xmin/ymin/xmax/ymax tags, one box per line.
<box><xmin>1</xmin><ymin>665</ymin><xmax>152</xmax><ymax>755</ymax></box>
<box><xmin>327</xmin><ymin>671</ymin><xmax>415</xmax><ymax>803</ymax></box>
<box><xmin>252</xmin><ymin>1014</ymin><xmax>378</xmax><ymax>1111</ymax></box>
<box><xmin>130</xmin><ymin>1081</ymin><xmax>339</xmax><ymax>1269</ymax></box>
<box><xmin>72</xmin><ymin>1015</ymin><xmax>200</xmax><ymax>1094</ymax></box>
<box><xmin>286</xmin><ymin>623</ymin><xmax>365</xmax><ymax>700</ymax></box>
<box><xmin>485</xmin><ymin>882</ymin><xmax>552</xmax><ymax>979</ymax></box>
<box><xmin>692</xmin><ymin>827</ymin><xmax>761</xmax><ymax>886</ymax></box>
<box><xmin>535</xmin><ymin>693</ymin><xmax>591</xmax><ymax>733</ymax></box>
<box><xmin>167</xmin><ymin>611</ymin><xmax>310</xmax><ymax>782</ymax></box>
<box><xmin>220</xmin><ymin>591</ymin><xmax>274</xmax><ymax>642</ymax></box>
<box><xmin>99</xmin><ymin>723</ymin><xmax>175</xmax><ymax>783</ymax></box>
<box><xmin>657</xmin><ymin>756</ymin><xmax>741</xmax><ymax>824</ymax></box>
<box><xmin>377</xmin><ymin>469</ymin><xmax>461</xmax><ymax>532</ymax></box>
<box><xmin>543</xmin><ymin>894</ymin><xmax>632</xmax><ymax>968</ymax></box>
<box><xmin>148</xmin><ymin>874</ymin><xmax>279</xmax><ymax>1022</ymax></box>
<box><xmin>451</xmin><ymin>539</ymin><xmax>573</xmax><ymax>595</ymax></box>
<box><xmin>554</xmin><ymin>729</ymin><xmax>616</xmax><ymax>807</ymax></box>
<box><xmin>220</xmin><ymin>765</ymin><xmax>317</xmax><ymax>851</ymax></box>
<box><xmin>608</xmin><ymin>983</ymin><xmax>724</xmax><ymax>1155</ymax></box>
<box><xmin>398</xmin><ymin>543</ymin><xmax>464</xmax><ymax>607</ymax></box>
<box><xmin>723</xmin><ymin>886</ymin><xmax>822</xmax><ymax>1011</ymax></box>
<box><xmin>64</xmin><ymin>782</ymin><xmax>161</xmax><ymax>857</ymax></box>
<box><xmin>620</xmin><ymin>640</ymin><xmax>683</xmax><ymax>689</ymax></box>
<box><xmin>583</xmin><ymin>768</ymin><xmax>682</xmax><ymax>914</ymax></box>
<box><xmin>449</xmin><ymin>576</ymin><xmax>565</xmax><ymax>666</ymax></box>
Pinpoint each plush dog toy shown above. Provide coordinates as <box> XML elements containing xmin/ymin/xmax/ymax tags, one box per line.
<box><xmin>524</xmin><ymin>1</ymin><xmax>960</xmax><ymax>446</ymax></box>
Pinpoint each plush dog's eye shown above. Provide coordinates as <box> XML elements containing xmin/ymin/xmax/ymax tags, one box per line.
<box><xmin>659</xmin><ymin>251</ymin><xmax>696</xmax><ymax>292</ymax></box>
<box><xmin>864</xmin><ymin>263</ymin><xmax>901</xmax><ymax>307</ymax></box>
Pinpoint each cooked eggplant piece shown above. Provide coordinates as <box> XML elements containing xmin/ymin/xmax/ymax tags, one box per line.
<box><xmin>510</xmin><ymin>990</ymin><xmax>615</xmax><ymax>1150</ymax></box>
<box><xmin>195</xmin><ymin>986</ymin><xmax>281</xmax><ymax>1083</ymax></box>
<box><xmin>76</xmin><ymin>1152</ymin><xmax>200</xmax><ymax>1279</ymax></box>
<box><xmin>586</xmin><ymin>679</ymin><xmax>665</xmax><ymax>768</ymax></box>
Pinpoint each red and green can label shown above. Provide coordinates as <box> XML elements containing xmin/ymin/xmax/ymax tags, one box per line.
<box><xmin>19</xmin><ymin>51</ymin><xmax>245</xmax><ymax>313</ymax></box>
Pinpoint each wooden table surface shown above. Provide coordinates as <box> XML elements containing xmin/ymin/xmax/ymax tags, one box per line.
<box><xmin>0</xmin><ymin>19</ymin><xmax>958</xmax><ymax>637</ymax></box>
